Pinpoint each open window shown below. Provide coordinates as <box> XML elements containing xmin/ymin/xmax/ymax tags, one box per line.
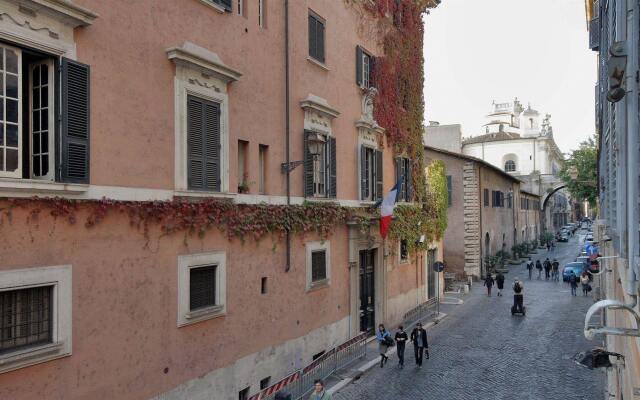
<box><xmin>0</xmin><ymin>42</ymin><xmax>89</xmax><ymax>184</ymax></box>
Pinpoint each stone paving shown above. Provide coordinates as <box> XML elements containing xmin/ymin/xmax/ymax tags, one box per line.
<box><xmin>334</xmin><ymin>235</ymin><xmax>605</xmax><ymax>400</ymax></box>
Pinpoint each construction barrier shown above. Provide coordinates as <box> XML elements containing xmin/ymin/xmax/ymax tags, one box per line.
<box><xmin>403</xmin><ymin>297</ymin><xmax>437</xmax><ymax>327</ymax></box>
<box><xmin>247</xmin><ymin>332</ymin><xmax>368</xmax><ymax>400</ymax></box>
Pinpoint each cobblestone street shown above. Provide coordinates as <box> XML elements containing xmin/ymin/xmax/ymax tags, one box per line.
<box><xmin>335</xmin><ymin>235</ymin><xmax>605</xmax><ymax>400</ymax></box>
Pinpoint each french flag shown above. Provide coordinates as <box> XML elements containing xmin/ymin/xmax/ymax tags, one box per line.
<box><xmin>379</xmin><ymin>176</ymin><xmax>403</xmax><ymax>239</ymax></box>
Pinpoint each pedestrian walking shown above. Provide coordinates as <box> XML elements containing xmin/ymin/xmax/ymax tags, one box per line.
<box><xmin>513</xmin><ymin>278</ymin><xmax>524</xmax><ymax>313</ymax></box>
<box><xmin>496</xmin><ymin>271</ymin><xmax>505</xmax><ymax>297</ymax></box>
<box><xmin>309</xmin><ymin>379</ymin><xmax>332</xmax><ymax>400</ymax></box>
<box><xmin>410</xmin><ymin>322</ymin><xmax>429</xmax><ymax>368</ymax></box>
<box><xmin>547</xmin><ymin>242</ymin><xmax>551</xmax><ymax>252</ymax></box>
<box><xmin>526</xmin><ymin>260</ymin><xmax>534</xmax><ymax>280</ymax></box>
<box><xmin>484</xmin><ymin>273</ymin><xmax>495</xmax><ymax>297</ymax></box>
<box><xmin>551</xmin><ymin>259</ymin><xmax>560</xmax><ymax>282</ymax></box>
<box><xmin>551</xmin><ymin>241</ymin><xmax>556</xmax><ymax>252</ymax></box>
<box><xmin>395</xmin><ymin>325</ymin><xmax>408</xmax><ymax>369</ymax></box>
<box><xmin>375</xmin><ymin>324</ymin><xmax>391</xmax><ymax>368</ymax></box>
<box><xmin>536</xmin><ymin>260</ymin><xmax>543</xmax><ymax>279</ymax></box>
<box><xmin>569</xmin><ymin>273</ymin><xmax>578</xmax><ymax>296</ymax></box>
<box><xmin>581</xmin><ymin>272</ymin><xmax>590</xmax><ymax>296</ymax></box>
<box><xmin>543</xmin><ymin>258</ymin><xmax>551</xmax><ymax>280</ymax></box>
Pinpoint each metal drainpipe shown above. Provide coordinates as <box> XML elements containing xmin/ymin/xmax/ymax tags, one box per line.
<box><xmin>478</xmin><ymin>164</ymin><xmax>483</xmax><ymax>278</ymax></box>
<box><xmin>284</xmin><ymin>0</ymin><xmax>291</xmax><ymax>272</ymax></box>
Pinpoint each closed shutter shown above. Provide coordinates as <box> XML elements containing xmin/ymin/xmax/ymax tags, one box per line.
<box><xmin>405</xmin><ymin>159</ymin><xmax>412</xmax><ymax>201</ymax></box>
<box><xmin>187</xmin><ymin>95</ymin><xmax>220</xmax><ymax>191</ymax></box>
<box><xmin>356</xmin><ymin>46</ymin><xmax>363</xmax><ymax>86</ymax></box>
<box><xmin>303</xmin><ymin>130</ymin><xmax>314</xmax><ymax>197</ymax></box>
<box><xmin>328</xmin><ymin>136</ymin><xmax>336</xmax><ymax>198</ymax></box>
<box><xmin>446</xmin><ymin>176</ymin><xmax>452</xmax><ymax>206</ymax></box>
<box><xmin>219</xmin><ymin>0</ymin><xmax>232</xmax><ymax>11</ymax></box>
<box><xmin>317</xmin><ymin>19</ymin><xmax>325</xmax><ymax>63</ymax></box>
<box><xmin>308</xmin><ymin>15</ymin><xmax>316</xmax><ymax>60</ymax></box>
<box><xmin>375</xmin><ymin>149</ymin><xmax>383</xmax><ymax>201</ymax></box>
<box><xmin>360</xmin><ymin>146</ymin><xmax>367</xmax><ymax>200</ymax></box>
<box><xmin>61</xmin><ymin>58</ymin><xmax>90</xmax><ymax>184</ymax></box>
<box><xmin>311</xmin><ymin>250</ymin><xmax>327</xmax><ymax>282</ymax></box>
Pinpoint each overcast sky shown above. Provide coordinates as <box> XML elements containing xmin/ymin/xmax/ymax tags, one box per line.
<box><xmin>423</xmin><ymin>0</ymin><xmax>597</xmax><ymax>154</ymax></box>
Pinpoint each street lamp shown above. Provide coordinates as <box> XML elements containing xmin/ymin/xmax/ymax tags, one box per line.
<box><xmin>281</xmin><ymin>133</ymin><xmax>326</xmax><ymax>172</ymax></box>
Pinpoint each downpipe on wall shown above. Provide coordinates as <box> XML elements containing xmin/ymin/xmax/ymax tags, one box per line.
<box><xmin>284</xmin><ymin>0</ymin><xmax>291</xmax><ymax>272</ymax></box>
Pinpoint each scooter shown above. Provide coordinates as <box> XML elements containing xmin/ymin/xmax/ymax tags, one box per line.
<box><xmin>511</xmin><ymin>295</ymin><xmax>526</xmax><ymax>316</ymax></box>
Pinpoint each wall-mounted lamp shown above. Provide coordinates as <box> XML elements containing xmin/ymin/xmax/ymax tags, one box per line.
<box><xmin>281</xmin><ymin>133</ymin><xmax>326</xmax><ymax>173</ymax></box>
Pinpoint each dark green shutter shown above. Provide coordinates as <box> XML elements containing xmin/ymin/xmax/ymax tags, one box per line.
<box><xmin>187</xmin><ymin>95</ymin><xmax>220</xmax><ymax>191</ymax></box>
<box><xmin>317</xmin><ymin>19</ymin><xmax>325</xmax><ymax>63</ymax></box>
<box><xmin>405</xmin><ymin>159</ymin><xmax>412</xmax><ymax>201</ymax></box>
<box><xmin>446</xmin><ymin>175</ymin><xmax>452</xmax><ymax>206</ymax></box>
<box><xmin>308</xmin><ymin>15</ymin><xmax>316</xmax><ymax>60</ymax></box>
<box><xmin>329</xmin><ymin>136</ymin><xmax>336</xmax><ymax>198</ymax></box>
<box><xmin>375</xmin><ymin>150</ymin><xmax>383</xmax><ymax>201</ymax></box>
<box><xmin>356</xmin><ymin>46</ymin><xmax>363</xmax><ymax>86</ymax></box>
<box><xmin>360</xmin><ymin>146</ymin><xmax>367</xmax><ymax>200</ymax></box>
<box><xmin>395</xmin><ymin>157</ymin><xmax>403</xmax><ymax>201</ymax></box>
<box><xmin>369</xmin><ymin>56</ymin><xmax>377</xmax><ymax>88</ymax></box>
<box><xmin>61</xmin><ymin>58</ymin><xmax>90</xmax><ymax>184</ymax></box>
<box><xmin>304</xmin><ymin>130</ymin><xmax>314</xmax><ymax>197</ymax></box>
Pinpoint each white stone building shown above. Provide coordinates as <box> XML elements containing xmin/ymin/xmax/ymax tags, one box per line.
<box><xmin>461</xmin><ymin>99</ymin><xmax>571</xmax><ymax>231</ymax></box>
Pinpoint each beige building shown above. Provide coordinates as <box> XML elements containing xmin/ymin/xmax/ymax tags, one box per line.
<box><xmin>425</xmin><ymin>146</ymin><xmax>541</xmax><ymax>279</ymax></box>
<box><xmin>0</xmin><ymin>1</ymin><xmax>442</xmax><ymax>399</ymax></box>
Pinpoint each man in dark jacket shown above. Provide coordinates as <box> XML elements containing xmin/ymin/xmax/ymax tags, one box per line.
<box><xmin>496</xmin><ymin>272</ymin><xmax>505</xmax><ymax>296</ymax></box>
<box><xmin>484</xmin><ymin>274</ymin><xmax>495</xmax><ymax>296</ymax></box>
<box><xmin>536</xmin><ymin>260</ymin><xmax>543</xmax><ymax>279</ymax></box>
<box><xmin>410</xmin><ymin>322</ymin><xmax>429</xmax><ymax>368</ymax></box>
<box><xmin>395</xmin><ymin>325</ymin><xmax>408</xmax><ymax>369</ymax></box>
<box><xmin>551</xmin><ymin>259</ymin><xmax>560</xmax><ymax>282</ymax></box>
<box><xmin>543</xmin><ymin>258</ymin><xmax>551</xmax><ymax>280</ymax></box>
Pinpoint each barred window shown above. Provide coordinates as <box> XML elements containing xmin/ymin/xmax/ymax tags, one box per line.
<box><xmin>189</xmin><ymin>265</ymin><xmax>217</xmax><ymax>311</ymax></box>
<box><xmin>0</xmin><ymin>286</ymin><xmax>52</xmax><ymax>354</ymax></box>
<box><xmin>400</xmin><ymin>239</ymin><xmax>409</xmax><ymax>262</ymax></box>
<box><xmin>311</xmin><ymin>250</ymin><xmax>327</xmax><ymax>282</ymax></box>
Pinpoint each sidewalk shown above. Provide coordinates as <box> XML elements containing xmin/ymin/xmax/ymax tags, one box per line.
<box><xmin>325</xmin><ymin>292</ymin><xmax>466</xmax><ymax>395</ymax></box>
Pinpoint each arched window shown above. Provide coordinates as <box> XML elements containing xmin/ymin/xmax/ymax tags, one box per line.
<box><xmin>505</xmin><ymin>160</ymin><xmax>516</xmax><ymax>172</ymax></box>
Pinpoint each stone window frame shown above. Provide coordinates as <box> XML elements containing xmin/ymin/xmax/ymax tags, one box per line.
<box><xmin>167</xmin><ymin>42</ymin><xmax>242</xmax><ymax>196</ymax></box>
<box><xmin>0</xmin><ymin>264</ymin><xmax>72</xmax><ymax>374</ymax></box>
<box><xmin>305</xmin><ymin>240</ymin><xmax>331</xmax><ymax>292</ymax></box>
<box><xmin>177</xmin><ymin>251</ymin><xmax>227</xmax><ymax>327</ymax></box>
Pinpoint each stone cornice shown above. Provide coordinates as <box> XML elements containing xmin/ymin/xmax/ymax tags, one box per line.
<box><xmin>19</xmin><ymin>0</ymin><xmax>98</xmax><ymax>27</ymax></box>
<box><xmin>166</xmin><ymin>42</ymin><xmax>242</xmax><ymax>84</ymax></box>
<box><xmin>300</xmin><ymin>94</ymin><xmax>340</xmax><ymax>119</ymax></box>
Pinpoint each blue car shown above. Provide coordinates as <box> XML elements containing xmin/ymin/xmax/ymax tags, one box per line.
<box><xmin>562</xmin><ymin>262</ymin><xmax>587</xmax><ymax>282</ymax></box>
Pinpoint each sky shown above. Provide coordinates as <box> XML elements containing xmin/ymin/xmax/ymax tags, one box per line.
<box><xmin>423</xmin><ymin>0</ymin><xmax>597</xmax><ymax>154</ymax></box>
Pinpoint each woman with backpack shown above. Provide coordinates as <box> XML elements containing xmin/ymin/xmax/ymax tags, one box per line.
<box><xmin>495</xmin><ymin>272</ymin><xmax>505</xmax><ymax>296</ymax></box>
<box><xmin>535</xmin><ymin>260</ymin><xmax>543</xmax><ymax>279</ymax></box>
<box><xmin>484</xmin><ymin>273</ymin><xmax>495</xmax><ymax>297</ymax></box>
<box><xmin>375</xmin><ymin>324</ymin><xmax>391</xmax><ymax>368</ymax></box>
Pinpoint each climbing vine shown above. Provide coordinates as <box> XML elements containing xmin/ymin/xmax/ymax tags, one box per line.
<box><xmin>0</xmin><ymin>198</ymin><xmax>350</xmax><ymax>246</ymax></box>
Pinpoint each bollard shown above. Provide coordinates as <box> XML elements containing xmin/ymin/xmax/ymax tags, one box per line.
<box><xmin>464</xmin><ymin>284</ymin><xmax>470</xmax><ymax>294</ymax></box>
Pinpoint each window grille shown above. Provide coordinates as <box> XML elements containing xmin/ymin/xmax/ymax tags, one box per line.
<box><xmin>189</xmin><ymin>265</ymin><xmax>217</xmax><ymax>311</ymax></box>
<box><xmin>0</xmin><ymin>286</ymin><xmax>52</xmax><ymax>354</ymax></box>
<box><xmin>311</xmin><ymin>250</ymin><xmax>327</xmax><ymax>282</ymax></box>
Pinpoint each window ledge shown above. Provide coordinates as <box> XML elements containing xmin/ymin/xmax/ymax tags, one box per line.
<box><xmin>0</xmin><ymin>178</ymin><xmax>88</xmax><ymax>195</ymax></box>
<box><xmin>307</xmin><ymin>57</ymin><xmax>330</xmax><ymax>72</ymax></box>
<box><xmin>307</xmin><ymin>279</ymin><xmax>330</xmax><ymax>293</ymax></box>
<box><xmin>174</xmin><ymin>190</ymin><xmax>236</xmax><ymax>200</ymax></box>
<box><xmin>0</xmin><ymin>341</ymin><xmax>66</xmax><ymax>374</ymax></box>
<box><xmin>399</xmin><ymin>259</ymin><xmax>410</xmax><ymax>265</ymax></box>
<box><xmin>197</xmin><ymin>0</ymin><xmax>226</xmax><ymax>13</ymax></box>
<box><xmin>180</xmin><ymin>305</ymin><xmax>225</xmax><ymax>327</ymax></box>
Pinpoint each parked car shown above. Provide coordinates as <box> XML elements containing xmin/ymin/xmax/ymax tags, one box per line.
<box><xmin>584</xmin><ymin>233</ymin><xmax>594</xmax><ymax>242</ymax></box>
<box><xmin>558</xmin><ymin>233</ymin><xmax>569</xmax><ymax>242</ymax></box>
<box><xmin>562</xmin><ymin>262</ymin><xmax>588</xmax><ymax>282</ymax></box>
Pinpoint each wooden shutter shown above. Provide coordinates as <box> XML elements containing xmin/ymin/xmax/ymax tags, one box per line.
<box><xmin>447</xmin><ymin>175</ymin><xmax>452</xmax><ymax>206</ymax></box>
<box><xmin>395</xmin><ymin>157</ymin><xmax>403</xmax><ymax>201</ymax></box>
<box><xmin>303</xmin><ymin>130</ymin><xmax>314</xmax><ymax>197</ymax></box>
<box><xmin>360</xmin><ymin>146</ymin><xmax>367</xmax><ymax>200</ymax></box>
<box><xmin>61</xmin><ymin>58</ymin><xmax>90</xmax><ymax>184</ymax></box>
<box><xmin>217</xmin><ymin>0</ymin><xmax>232</xmax><ymax>11</ymax></box>
<box><xmin>370</xmin><ymin>56</ymin><xmax>377</xmax><ymax>88</ymax></box>
<box><xmin>187</xmin><ymin>95</ymin><xmax>220</xmax><ymax>191</ymax></box>
<box><xmin>356</xmin><ymin>46</ymin><xmax>363</xmax><ymax>86</ymax></box>
<box><xmin>329</xmin><ymin>136</ymin><xmax>336</xmax><ymax>198</ymax></box>
<box><xmin>375</xmin><ymin>149</ymin><xmax>383</xmax><ymax>201</ymax></box>
<box><xmin>308</xmin><ymin>14</ymin><xmax>316</xmax><ymax>60</ymax></box>
<box><xmin>317</xmin><ymin>19</ymin><xmax>325</xmax><ymax>63</ymax></box>
<box><xmin>405</xmin><ymin>159</ymin><xmax>412</xmax><ymax>201</ymax></box>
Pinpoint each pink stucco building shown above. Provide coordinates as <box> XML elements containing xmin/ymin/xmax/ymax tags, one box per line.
<box><xmin>0</xmin><ymin>1</ymin><xmax>441</xmax><ymax>399</ymax></box>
